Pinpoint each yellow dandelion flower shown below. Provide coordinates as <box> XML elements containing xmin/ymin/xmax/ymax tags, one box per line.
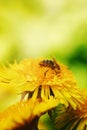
<box><xmin>0</xmin><ymin>97</ymin><xmax>58</xmax><ymax>130</ymax></box>
<box><xmin>55</xmin><ymin>97</ymin><xmax>87</xmax><ymax>130</ymax></box>
<box><xmin>0</xmin><ymin>58</ymin><xmax>83</xmax><ymax>109</ymax></box>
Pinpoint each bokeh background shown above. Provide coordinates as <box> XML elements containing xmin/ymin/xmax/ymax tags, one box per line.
<box><xmin>0</xmin><ymin>0</ymin><xmax>87</xmax><ymax>129</ymax></box>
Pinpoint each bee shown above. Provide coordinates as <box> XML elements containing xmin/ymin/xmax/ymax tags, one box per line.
<box><xmin>39</xmin><ymin>58</ymin><xmax>61</xmax><ymax>74</ymax></box>
<box><xmin>39</xmin><ymin>59</ymin><xmax>55</xmax><ymax>69</ymax></box>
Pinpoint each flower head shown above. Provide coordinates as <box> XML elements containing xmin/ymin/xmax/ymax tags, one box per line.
<box><xmin>0</xmin><ymin>97</ymin><xmax>58</xmax><ymax>130</ymax></box>
<box><xmin>55</xmin><ymin>96</ymin><xmax>87</xmax><ymax>130</ymax></box>
<box><xmin>0</xmin><ymin>58</ymin><xmax>83</xmax><ymax>109</ymax></box>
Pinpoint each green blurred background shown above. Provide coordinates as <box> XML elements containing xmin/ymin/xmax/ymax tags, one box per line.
<box><xmin>0</xmin><ymin>0</ymin><xmax>87</xmax><ymax>129</ymax></box>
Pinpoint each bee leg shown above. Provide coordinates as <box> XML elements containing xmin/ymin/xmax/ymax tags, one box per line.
<box><xmin>44</xmin><ymin>69</ymin><xmax>49</xmax><ymax>76</ymax></box>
